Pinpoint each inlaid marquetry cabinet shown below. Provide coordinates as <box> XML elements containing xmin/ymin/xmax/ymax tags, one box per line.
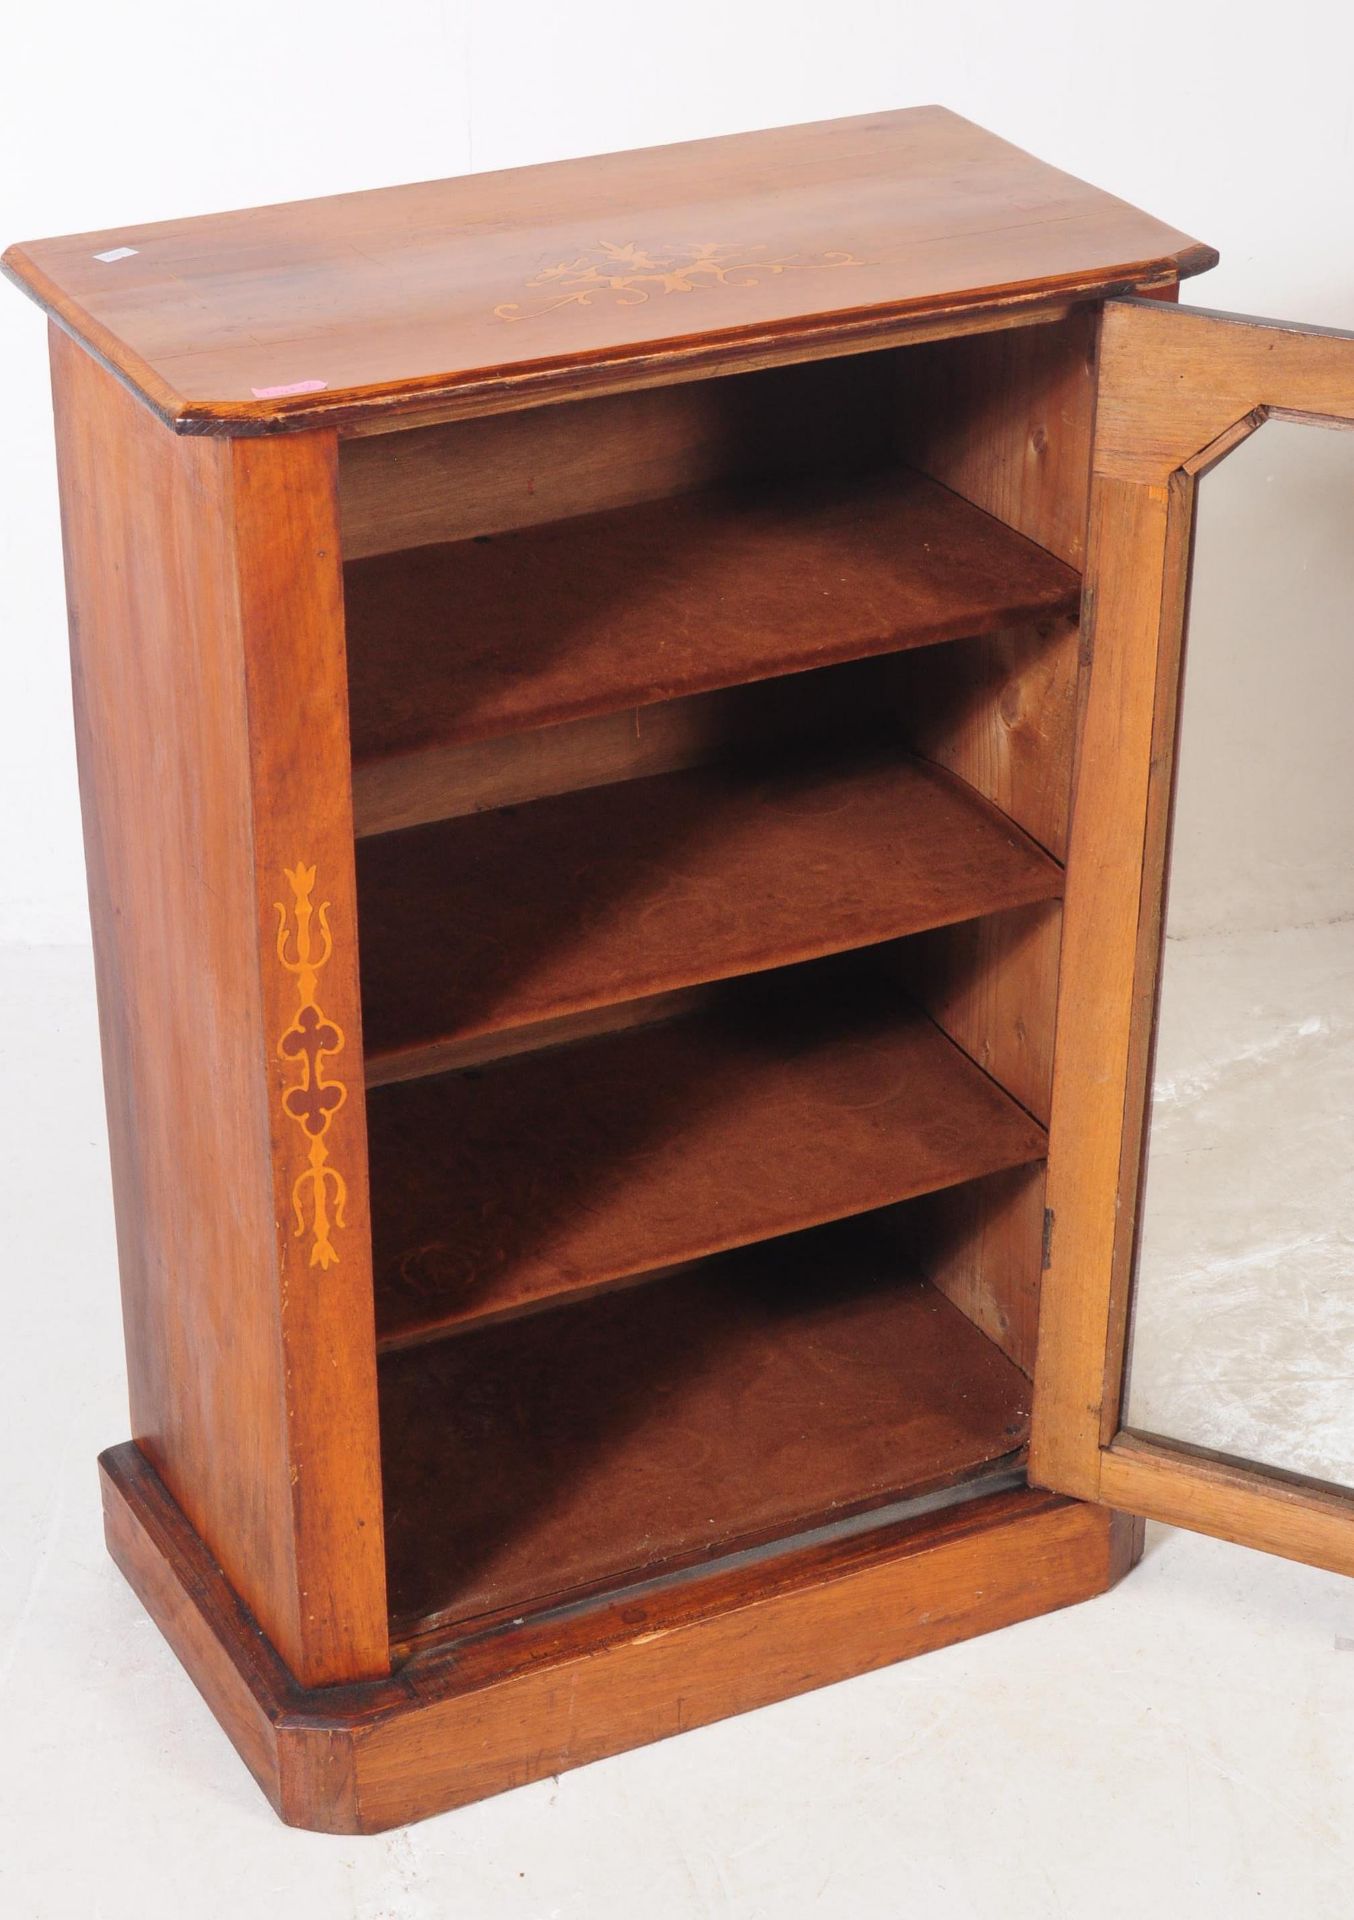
<box><xmin>7</xmin><ymin>106</ymin><xmax>1353</xmax><ymax>1832</ymax></box>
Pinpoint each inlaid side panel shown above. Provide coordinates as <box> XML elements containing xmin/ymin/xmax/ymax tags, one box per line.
<box><xmin>50</xmin><ymin>327</ymin><xmax>388</xmax><ymax>1685</ymax></box>
<box><xmin>231</xmin><ymin>429</ymin><xmax>389</xmax><ymax>1680</ymax></box>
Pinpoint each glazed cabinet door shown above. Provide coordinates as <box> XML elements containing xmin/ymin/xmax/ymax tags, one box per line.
<box><xmin>1031</xmin><ymin>296</ymin><xmax>1354</xmax><ymax>1574</ymax></box>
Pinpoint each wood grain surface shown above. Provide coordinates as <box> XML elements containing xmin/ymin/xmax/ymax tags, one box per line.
<box><xmin>18</xmin><ymin>107</ymin><xmax>1214</xmax><ymax>1833</ymax></box>
<box><xmin>367</xmin><ymin>967</ymin><xmax>1048</xmax><ymax>1346</ymax></box>
<box><xmin>50</xmin><ymin>328</ymin><xmax>389</xmax><ymax>1686</ymax></box>
<box><xmin>350</xmin><ymin>650</ymin><xmax>910</xmax><ymax>840</ymax></box>
<box><xmin>1095</xmin><ymin>298</ymin><xmax>1354</xmax><ymax>484</ymax></box>
<box><xmin>894</xmin><ymin>304</ymin><xmax>1099</xmax><ymax>568</ymax></box>
<box><xmin>339</xmin><ymin>350</ymin><xmax>898</xmax><ymax>560</ymax></box>
<box><xmin>344</xmin><ymin>466</ymin><xmax>1081</xmax><ymax>774</ymax></box>
<box><xmin>100</xmin><ymin>1441</ymin><xmax>1142</xmax><ymax>1831</ymax></box>
<box><xmin>357</xmin><ymin>751</ymin><xmax>1063</xmax><ymax>1078</ymax></box>
<box><xmin>4</xmin><ymin>108</ymin><xmax>1213</xmax><ymax>434</ymax></box>
<box><xmin>887</xmin><ymin>313</ymin><xmax>1094</xmax><ymax>1375</ymax></box>
<box><xmin>378</xmin><ymin>1227</ymin><xmax>1033</xmax><ymax>1636</ymax></box>
<box><xmin>1032</xmin><ymin>298</ymin><xmax>1354</xmax><ymax>1580</ymax></box>
<box><xmin>1031</xmin><ymin>472</ymin><xmax>1174</xmax><ymax>1497</ymax></box>
<box><xmin>1101</xmin><ymin>1433</ymin><xmax>1354</xmax><ymax>1579</ymax></box>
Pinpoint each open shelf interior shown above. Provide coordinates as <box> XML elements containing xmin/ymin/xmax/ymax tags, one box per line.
<box><xmin>338</xmin><ymin>323</ymin><xmax>1090</xmax><ymax>1652</ymax></box>
<box><xmin>367</xmin><ymin>955</ymin><xmax>1048</xmax><ymax>1348</ymax></box>
<box><xmin>380</xmin><ymin>1210</ymin><xmax>1034</xmax><ymax>1644</ymax></box>
<box><xmin>343</xmin><ymin>466</ymin><xmax>1078</xmax><ymax>781</ymax></box>
<box><xmin>357</xmin><ymin>744</ymin><xmax>1063</xmax><ymax>1082</ymax></box>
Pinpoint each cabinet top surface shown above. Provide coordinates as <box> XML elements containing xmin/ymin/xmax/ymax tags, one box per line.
<box><xmin>4</xmin><ymin>106</ymin><xmax>1213</xmax><ymax>437</ymax></box>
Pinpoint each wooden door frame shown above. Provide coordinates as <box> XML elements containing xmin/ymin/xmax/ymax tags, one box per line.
<box><xmin>1030</xmin><ymin>296</ymin><xmax>1354</xmax><ymax>1577</ymax></box>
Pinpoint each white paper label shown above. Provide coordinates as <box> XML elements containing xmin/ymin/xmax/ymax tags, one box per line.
<box><xmin>250</xmin><ymin>379</ymin><xmax>329</xmax><ymax>399</ymax></box>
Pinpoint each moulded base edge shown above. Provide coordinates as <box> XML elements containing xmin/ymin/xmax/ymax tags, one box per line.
<box><xmin>98</xmin><ymin>1440</ymin><xmax>1141</xmax><ymax>1834</ymax></box>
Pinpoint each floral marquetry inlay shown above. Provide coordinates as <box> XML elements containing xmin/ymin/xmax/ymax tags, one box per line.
<box><xmin>493</xmin><ymin>240</ymin><xmax>867</xmax><ymax>322</ymax></box>
<box><xmin>275</xmin><ymin>863</ymin><xmax>347</xmax><ymax>1271</ymax></box>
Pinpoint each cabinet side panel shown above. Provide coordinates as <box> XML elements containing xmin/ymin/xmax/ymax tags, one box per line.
<box><xmin>232</xmin><ymin>432</ymin><xmax>389</xmax><ymax>1681</ymax></box>
<box><xmin>50</xmin><ymin>329</ymin><xmax>387</xmax><ymax>1683</ymax></box>
<box><xmin>892</xmin><ymin>306</ymin><xmax>1097</xmax><ymax>568</ymax></box>
<box><xmin>50</xmin><ymin>327</ymin><xmax>300</xmax><ymax>1649</ymax></box>
<box><xmin>889</xmin><ymin>612</ymin><xmax>1080</xmax><ymax>1127</ymax></box>
<box><xmin>887</xmin><ymin>315</ymin><xmax>1095</xmax><ymax>1372</ymax></box>
<box><xmin>881</xmin><ymin>615</ymin><xmax>1078</xmax><ymax>1371</ymax></box>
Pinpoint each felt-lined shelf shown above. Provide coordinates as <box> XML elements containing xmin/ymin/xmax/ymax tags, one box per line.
<box><xmin>357</xmin><ymin>751</ymin><xmax>1064</xmax><ymax>1085</ymax></box>
<box><xmin>378</xmin><ymin>1221</ymin><xmax>1033</xmax><ymax>1641</ymax></box>
<box><xmin>343</xmin><ymin>467</ymin><xmax>1081</xmax><ymax>786</ymax></box>
<box><xmin>366</xmin><ymin>972</ymin><xmax>1047</xmax><ymax>1350</ymax></box>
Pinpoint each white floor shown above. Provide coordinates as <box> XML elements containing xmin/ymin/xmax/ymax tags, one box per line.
<box><xmin>5</xmin><ymin>943</ymin><xmax>1354</xmax><ymax>1919</ymax></box>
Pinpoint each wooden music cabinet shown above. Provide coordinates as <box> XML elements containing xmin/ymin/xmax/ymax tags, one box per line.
<box><xmin>8</xmin><ymin>106</ymin><xmax>1352</xmax><ymax>1833</ymax></box>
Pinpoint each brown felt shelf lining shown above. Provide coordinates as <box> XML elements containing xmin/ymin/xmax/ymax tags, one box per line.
<box><xmin>378</xmin><ymin>1218</ymin><xmax>1033</xmax><ymax>1640</ymax></box>
<box><xmin>367</xmin><ymin>969</ymin><xmax>1047</xmax><ymax>1349</ymax></box>
<box><xmin>357</xmin><ymin>749</ymin><xmax>1063</xmax><ymax>1083</ymax></box>
<box><xmin>344</xmin><ymin>466</ymin><xmax>1081</xmax><ymax>766</ymax></box>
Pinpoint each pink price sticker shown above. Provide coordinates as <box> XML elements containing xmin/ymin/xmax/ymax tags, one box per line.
<box><xmin>250</xmin><ymin>379</ymin><xmax>329</xmax><ymax>400</ymax></box>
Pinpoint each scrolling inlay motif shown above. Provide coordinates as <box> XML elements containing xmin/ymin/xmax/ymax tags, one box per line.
<box><xmin>275</xmin><ymin>863</ymin><xmax>348</xmax><ymax>1270</ymax></box>
<box><xmin>493</xmin><ymin>239</ymin><xmax>867</xmax><ymax>322</ymax></box>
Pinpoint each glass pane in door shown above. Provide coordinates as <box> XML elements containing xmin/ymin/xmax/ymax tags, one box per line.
<box><xmin>1125</xmin><ymin>417</ymin><xmax>1354</xmax><ymax>1483</ymax></box>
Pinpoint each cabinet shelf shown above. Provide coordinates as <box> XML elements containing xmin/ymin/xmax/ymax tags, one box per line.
<box><xmin>367</xmin><ymin>973</ymin><xmax>1047</xmax><ymax>1350</ymax></box>
<box><xmin>379</xmin><ymin>1223</ymin><xmax>1033</xmax><ymax>1642</ymax></box>
<box><xmin>344</xmin><ymin>467</ymin><xmax>1081</xmax><ymax>794</ymax></box>
<box><xmin>358</xmin><ymin>750</ymin><xmax>1064</xmax><ymax>1084</ymax></box>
